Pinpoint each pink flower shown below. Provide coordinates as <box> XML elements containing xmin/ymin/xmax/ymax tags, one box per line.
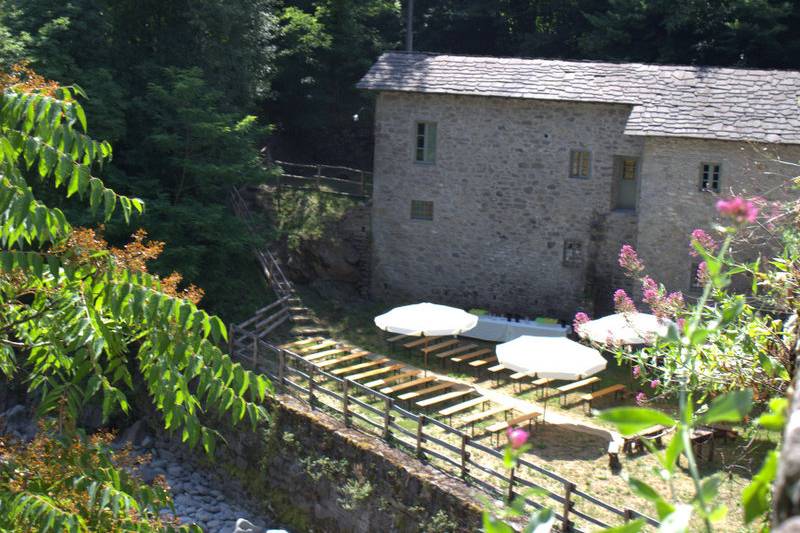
<box><xmin>677</xmin><ymin>318</ymin><xmax>686</xmax><ymax>332</ymax></box>
<box><xmin>618</xmin><ymin>245</ymin><xmax>644</xmax><ymax>274</ymax></box>
<box><xmin>507</xmin><ymin>427</ymin><xmax>529</xmax><ymax>449</ymax></box>
<box><xmin>695</xmin><ymin>261</ymin><xmax>709</xmax><ymax>286</ymax></box>
<box><xmin>689</xmin><ymin>229</ymin><xmax>718</xmax><ymax>257</ymax></box>
<box><xmin>665</xmin><ymin>292</ymin><xmax>684</xmax><ymax>312</ymax></box>
<box><xmin>650</xmin><ymin>379</ymin><xmax>661</xmax><ymax>389</ymax></box>
<box><xmin>635</xmin><ymin>392</ymin><xmax>647</xmax><ymax>405</ymax></box>
<box><xmin>573</xmin><ymin>311</ymin><xmax>590</xmax><ymax>332</ymax></box>
<box><xmin>643</xmin><ymin>288</ymin><xmax>659</xmax><ymax>302</ymax></box>
<box><xmin>632</xmin><ymin>365</ymin><xmax>641</xmax><ymax>378</ymax></box>
<box><xmin>613</xmin><ymin>289</ymin><xmax>637</xmax><ymax>314</ymax></box>
<box><xmin>716</xmin><ymin>197</ymin><xmax>759</xmax><ymax>224</ymax></box>
<box><xmin>641</xmin><ymin>276</ymin><xmax>658</xmax><ymax>293</ymax></box>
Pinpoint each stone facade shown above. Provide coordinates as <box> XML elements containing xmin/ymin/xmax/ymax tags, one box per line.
<box><xmin>369</xmin><ymin>91</ymin><xmax>800</xmax><ymax>318</ymax></box>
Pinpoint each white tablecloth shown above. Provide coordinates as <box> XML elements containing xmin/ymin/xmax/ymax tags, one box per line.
<box><xmin>461</xmin><ymin>315</ymin><xmax>568</xmax><ymax>342</ymax></box>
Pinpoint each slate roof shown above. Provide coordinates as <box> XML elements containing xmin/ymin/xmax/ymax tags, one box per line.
<box><xmin>357</xmin><ymin>52</ymin><xmax>800</xmax><ymax>144</ymax></box>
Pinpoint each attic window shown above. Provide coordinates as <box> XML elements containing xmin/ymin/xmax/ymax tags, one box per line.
<box><xmin>570</xmin><ymin>150</ymin><xmax>591</xmax><ymax>179</ymax></box>
<box><xmin>563</xmin><ymin>240</ymin><xmax>583</xmax><ymax>266</ymax></box>
<box><xmin>700</xmin><ymin>163</ymin><xmax>721</xmax><ymax>192</ymax></box>
<box><xmin>410</xmin><ymin>200</ymin><xmax>433</xmax><ymax>220</ymax></box>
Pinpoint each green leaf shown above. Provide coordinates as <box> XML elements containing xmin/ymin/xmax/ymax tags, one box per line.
<box><xmin>602</xmin><ymin>519</ymin><xmax>645</xmax><ymax>533</ymax></box>
<box><xmin>599</xmin><ymin>408</ymin><xmax>675</xmax><ymax>436</ymax></box>
<box><xmin>662</xmin><ymin>426</ymin><xmax>684</xmax><ymax>474</ymax></box>
<box><xmin>743</xmin><ymin>451</ymin><xmax>778</xmax><ymax>524</ymax></box>
<box><xmin>658</xmin><ymin>504</ymin><xmax>692</xmax><ymax>533</ymax></box>
<box><xmin>699</xmin><ymin>390</ymin><xmax>753</xmax><ymax>424</ymax></box>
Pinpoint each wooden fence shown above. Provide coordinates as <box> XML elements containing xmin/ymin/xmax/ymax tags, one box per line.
<box><xmin>273</xmin><ymin>161</ymin><xmax>372</xmax><ymax>198</ymax></box>
<box><xmin>230</xmin><ymin>330</ymin><xmax>660</xmax><ymax>532</ymax></box>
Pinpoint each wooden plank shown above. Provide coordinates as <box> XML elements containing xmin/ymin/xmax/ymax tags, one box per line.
<box><xmin>364</xmin><ymin>369</ymin><xmax>420</xmax><ymax>388</ymax></box>
<box><xmin>331</xmin><ymin>357</ymin><xmax>390</xmax><ymax>376</ymax></box>
<box><xmin>458</xmin><ymin>405</ymin><xmax>511</xmax><ymax>426</ymax></box>
<box><xmin>486</xmin><ymin>411</ymin><xmax>539</xmax><ymax>434</ymax></box>
<box><xmin>417</xmin><ymin>389</ymin><xmax>473</xmax><ymax>408</ymax></box>
<box><xmin>348</xmin><ymin>363</ymin><xmax>405</xmax><ymax>382</ymax></box>
<box><xmin>438</xmin><ymin>397</ymin><xmax>489</xmax><ymax>417</ymax></box>
<box><xmin>297</xmin><ymin>339</ymin><xmax>337</xmax><ymax>353</ymax></box>
<box><xmin>421</xmin><ymin>339</ymin><xmax>459</xmax><ymax>355</ymax></box>
<box><xmin>556</xmin><ymin>376</ymin><xmax>601</xmax><ymax>394</ymax></box>
<box><xmin>316</xmin><ymin>351</ymin><xmax>370</xmax><ymax>368</ymax></box>
<box><xmin>397</xmin><ymin>382</ymin><xmax>454</xmax><ymax>401</ymax></box>
<box><xmin>435</xmin><ymin>343</ymin><xmax>478</xmax><ymax>359</ymax></box>
<box><xmin>581</xmin><ymin>384</ymin><xmax>625</xmax><ymax>401</ymax></box>
<box><xmin>304</xmin><ymin>347</ymin><xmax>349</xmax><ymax>362</ymax></box>
<box><xmin>380</xmin><ymin>376</ymin><xmax>436</xmax><ymax>395</ymax></box>
<box><xmin>468</xmin><ymin>355</ymin><xmax>498</xmax><ymax>368</ymax></box>
<box><xmin>403</xmin><ymin>336</ymin><xmax>439</xmax><ymax>349</ymax></box>
<box><xmin>280</xmin><ymin>336</ymin><xmax>323</xmax><ymax>349</ymax></box>
<box><xmin>487</xmin><ymin>364</ymin><xmax>507</xmax><ymax>373</ymax></box>
<box><xmin>451</xmin><ymin>348</ymin><xmax>492</xmax><ymax>363</ymax></box>
<box><xmin>387</xmin><ymin>334</ymin><xmax>409</xmax><ymax>343</ymax></box>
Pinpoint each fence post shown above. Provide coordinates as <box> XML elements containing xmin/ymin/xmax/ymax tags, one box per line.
<box><xmin>277</xmin><ymin>349</ymin><xmax>286</xmax><ymax>391</ymax></box>
<box><xmin>359</xmin><ymin>170</ymin><xmax>365</xmax><ymax>196</ymax></box>
<box><xmin>251</xmin><ymin>334</ymin><xmax>259</xmax><ymax>366</ymax></box>
<box><xmin>623</xmin><ymin>509</ymin><xmax>634</xmax><ymax>523</ymax></box>
<box><xmin>228</xmin><ymin>324</ymin><xmax>235</xmax><ymax>355</ymax></box>
<box><xmin>315</xmin><ymin>165</ymin><xmax>322</xmax><ymax>190</ymax></box>
<box><xmin>382</xmin><ymin>397</ymin><xmax>392</xmax><ymax>440</ymax></box>
<box><xmin>507</xmin><ymin>467</ymin><xmax>516</xmax><ymax>503</ymax></box>
<box><xmin>416</xmin><ymin>414</ymin><xmax>426</xmax><ymax>459</ymax></box>
<box><xmin>308</xmin><ymin>364</ymin><xmax>316</xmax><ymax>408</ymax></box>
<box><xmin>562</xmin><ymin>481</ymin><xmax>576</xmax><ymax>532</ymax></box>
<box><xmin>342</xmin><ymin>379</ymin><xmax>351</xmax><ymax>427</ymax></box>
<box><xmin>460</xmin><ymin>434</ymin><xmax>469</xmax><ymax>479</ymax></box>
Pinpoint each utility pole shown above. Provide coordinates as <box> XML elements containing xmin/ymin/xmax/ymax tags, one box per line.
<box><xmin>406</xmin><ymin>0</ymin><xmax>414</xmax><ymax>52</ymax></box>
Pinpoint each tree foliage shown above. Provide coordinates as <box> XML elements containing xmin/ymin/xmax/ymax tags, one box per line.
<box><xmin>0</xmin><ymin>71</ymin><xmax>271</xmax><ymax>531</ymax></box>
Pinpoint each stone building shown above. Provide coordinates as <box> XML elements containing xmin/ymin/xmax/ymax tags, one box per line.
<box><xmin>357</xmin><ymin>52</ymin><xmax>800</xmax><ymax>319</ymax></box>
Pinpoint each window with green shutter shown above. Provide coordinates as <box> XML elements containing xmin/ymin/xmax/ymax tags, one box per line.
<box><xmin>415</xmin><ymin>122</ymin><xmax>437</xmax><ymax>163</ymax></box>
<box><xmin>569</xmin><ymin>150</ymin><xmax>591</xmax><ymax>179</ymax></box>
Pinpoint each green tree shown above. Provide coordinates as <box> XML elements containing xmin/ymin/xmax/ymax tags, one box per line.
<box><xmin>0</xmin><ymin>70</ymin><xmax>269</xmax><ymax>530</ymax></box>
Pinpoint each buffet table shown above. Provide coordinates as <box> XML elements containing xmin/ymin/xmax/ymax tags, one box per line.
<box><xmin>461</xmin><ymin>315</ymin><xmax>568</xmax><ymax>342</ymax></box>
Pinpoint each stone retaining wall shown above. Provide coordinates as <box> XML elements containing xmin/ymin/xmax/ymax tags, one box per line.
<box><xmin>216</xmin><ymin>394</ymin><xmax>484</xmax><ymax>533</ymax></box>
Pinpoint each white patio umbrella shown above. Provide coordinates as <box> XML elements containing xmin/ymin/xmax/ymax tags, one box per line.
<box><xmin>374</xmin><ymin>303</ymin><xmax>478</xmax><ymax>372</ymax></box>
<box><xmin>576</xmin><ymin>312</ymin><xmax>672</xmax><ymax>346</ymax></box>
<box><xmin>496</xmin><ymin>336</ymin><xmax>607</xmax><ymax>381</ymax></box>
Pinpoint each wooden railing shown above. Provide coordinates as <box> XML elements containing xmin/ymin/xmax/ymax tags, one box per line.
<box><xmin>273</xmin><ymin>161</ymin><xmax>372</xmax><ymax>198</ymax></box>
<box><xmin>230</xmin><ymin>329</ymin><xmax>660</xmax><ymax>533</ymax></box>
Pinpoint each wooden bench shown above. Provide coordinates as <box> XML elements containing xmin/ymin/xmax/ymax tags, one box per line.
<box><xmin>297</xmin><ymin>339</ymin><xmax>337</xmax><ymax>353</ymax></box>
<box><xmin>485</xmin><ymin>411</ymin><xmax>540</xmax><ymax>446</ymax></box>
<box><xmin>417</xmin><ymin>389</ymin><xmax>473</xmax><ymax>408</ymax></box>
<box><xmin>386</xmin><ymin>333</ymin><xmax>409</xmax><ymax>343</ymax></box>
<box><xmin>487</xmin><ymin>364</ymin><xmax>510</xmax><ymax>384</ymax></box>
<box><xmin>397</xmin><ymin>382</ymin><xmax>454</xmax><ymax>401</ymax></box>
<box><xmin>380</xmin><ymin>376</ymin><xmax>436</xmax><ymax>395</ymax></box>
<box><xmin>315</xmin><ymin>351</ymin><xmax>369</xmax><ymax>369</ymax></box>
<box><xmin>622</xmin><ymin>425</ymin><xmax>671</xmax><ymax>454</ymax></box>
<box><xmin>468</xmin><ymin>355</ymin><xmax>498</xmax><ymax>368</ymax></box>
<box><xmin>280</xmin><ymin>336</ymin><xmax>323</xmax><ymax>349</ymax></box>
<box><xmin>580</xmin><ymin>384</ymin><xmax>626</xmax><ymax>413</ymax></box>
<box><xmin>331</xmin><ymin>357</ymin><xmax>390</xmax><ymax>376</ymax></box>
<box><xmin>304</xmin><ymin>347</ymin><xmax>348</xmax><ymax>362</ymax></box>
<box><xmin>421</xmin><ymin>339</ymin><xmax>459</xmax><ymax>355</ymax></box>
<box><xmin>434</xmin><ymin>343</ymin><xmax>478</xmax><ymax>360</ymax></box>
<box><xmin>364</xmin><ymin>369</ymin><xmax>420</xmax><ymax>389</ymax></box>
<box><xmin>458</xmin><ymin>405</ymin><xmax>513</xmax><ymax>437</ymax></box>
<box><xmin>438</xmin><ymin>396</ymin><xmax>489</xmax><ymax>424</ymax></box>
<box><xmin>450</xmin><ymin>348</ymin><xmax>491</xmax><ymax>364</ymax></box>
<box><xmin>552</xmin><ymin>377</ymin><xmax>601</xmax><ymax>406</ymax></box>
<box><xmin>403</xmin><ymin>336</ymin><xmax>439</xmax><ymax>349</ymax></box>
<box><xmin>348</xmin><ymin>363</ymin><xmax>405</xmax><ymax>382</ymax></box>
<box><xmin>509</xmin><ymin>373</ymin><xmax>554</xmax><ymax>394</ymax></box>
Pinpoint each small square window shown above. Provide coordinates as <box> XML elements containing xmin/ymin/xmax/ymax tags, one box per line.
<box><xmin>570</xmin><ymin>150</ymin><xmax>591</xmax><ymax>179</ymax></box>
<box><xmin>410</xmin><ymin>200</ymin><xmax>433</xmax><ymax>220</ymax></box>
<box><xmin>563</xmin><ymin>240</ymin><xmax>583</xmax><ymax>266</ymax></box>
<box><xmin>700</xmin><ymin>163</ymin><xmax>721</xmax><ymax>192</ymax></box>
<box><xmin>415</xmin><ymin>122</ymin><xmax>437</xmax><ymax>163</ymax></box>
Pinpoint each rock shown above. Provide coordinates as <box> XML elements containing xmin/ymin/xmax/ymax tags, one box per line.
<box><xmin>0</xmin><ymin>405</ymin><xmax>36</xmax><ymax>440</ymax></box>
<box><xmin>118</xmin><ymin>420</ymin><xmax>149</xmax><ymax>447</ymax></box>
<box><xmin>233</xmin><ymin>519</ymin><xmax>259</xmax><ymax>533</ymax></box>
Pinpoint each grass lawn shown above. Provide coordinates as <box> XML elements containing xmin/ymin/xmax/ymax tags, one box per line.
<box><xmin>288</xmin><ymin>285</ymin><xmax>776</xmax><ymax>532</ymax></box>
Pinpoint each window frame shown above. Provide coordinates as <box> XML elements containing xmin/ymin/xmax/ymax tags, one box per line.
<box><xmin>699</xmin><ymin>162</ymin><xmax>721</xmax><ymax>193</ymax></box>
<box><xmin>414</xmin><ymin>121</ymin><xmax>437</xmax><ymax>164</ymax></box>
<box><xmin>562</xmin><ymin>240</ymin><xmax>584</xmax><ymax>267</ymax></box>
<box><xmin>410</xmin><ymin>199</ymin><xmax>434</xmax><ymax>221</ymax></box>
<box><xmin>612</xmin><ymin>155</ymin><xmax>640</xmax><ymax>211</ymax></box>
<box><xmin>569</xmin><ymin>150</ymin><xmax>592</xmax><ymax>179</ymax></box>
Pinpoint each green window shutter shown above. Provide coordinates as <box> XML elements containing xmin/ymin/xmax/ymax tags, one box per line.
<box><xmin>426</xmin><ymin>123</ymin><xmax>437</xmax><ymax>163</ymax></box>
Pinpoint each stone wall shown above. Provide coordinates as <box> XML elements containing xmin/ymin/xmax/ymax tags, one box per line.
<box><xmin>369</xmin><ymin>91</ymin><xmax>800</xmax><ymax>317</ymax></box>
<box><xmin>637</xmin><ymin>137</ymin><xmax>800</xmax><ymax>293</ymax></box>
<box><xmin>370</xmin><ymin>92</ymin><xmax>644</xmax><ymax>318</ymax></box>
<box><xmin>215</xmin><ymin>394</ymin><xmax>484</xmax><ymax>533</ymax></box>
